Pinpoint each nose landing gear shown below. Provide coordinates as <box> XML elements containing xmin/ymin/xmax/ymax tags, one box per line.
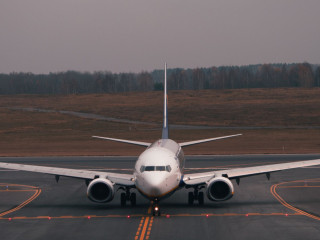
<box><xmin>152</xmin><ymin>199</ymin><xmax>160</xmax><ymax>216</ymax></box>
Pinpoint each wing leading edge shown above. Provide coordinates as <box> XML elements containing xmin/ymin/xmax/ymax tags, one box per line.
<box><xmin>0</xmin><ymin>162</ymin><xmax>135</xmax><ymax>186</ymax></box>
<box><xmin>183</xmin><ymin>159</ymin><xmax>320</xmax><ymax>185</ymax></box>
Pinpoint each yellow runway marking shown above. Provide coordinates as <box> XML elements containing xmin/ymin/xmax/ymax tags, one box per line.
<box><xmin>270</xmin><ymin>178</ymin><xmax>320</xmax><ymax>221</ymax></box>
<box><xmin>1</xmin><ymin>177</ymin><xmax>319</xmax><ymax>240</ymax></box>
<box><xmin>134</xmin><ymin>203</ymin><xmax>154</xmax><ymax>240</ymax></box>
<box><xmin>0</xmin><ymin>212</ymin><xmax>302</xmax><ymax>221</ymax></box>
<box><xmin>139</xmin><ymin>217</ymin><xmax>149</xmax><ymax>240</ymax></box>
<box><xmin>0</xmin><ymin>180</ymin><xmax>305</xmax><ymax>223</ymax></box>
<box><xmin>0</xmin><ymin>183</ymin><xmax>41</xmax><ymax>217</ymax></box>
<box><xmin>135</xmin><ymin>217</ymin><xmax>145</xmax><ymax>239</ymax></box>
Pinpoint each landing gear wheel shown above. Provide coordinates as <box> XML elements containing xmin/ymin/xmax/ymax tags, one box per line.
<box><xmin>188</xmin><ymin>192</ymin><xmax>194</xmax><ymax>205</ymax></box>
<box><xmin>198</xmin><ymin>192</ymin><xmax>204</xmax><ymax>205</ymax></box>
<box><xmin>152</xmin><ymin>199</ymin><xmax>160</xmax><ymax>216</ymax></box>
<box><xmin>130</xmin><ymin>193</ymin><xmax>136</xmax><ymax>206</ymax></box>
<box><xmin>152</xmin><ymin>205</ymin><xmax>160</xmax><ymax>216</ymax></box>
<box><xmin>120</xmin><ymin>192</ymin><xmax>126</xmax><ymax>207</ymax></box>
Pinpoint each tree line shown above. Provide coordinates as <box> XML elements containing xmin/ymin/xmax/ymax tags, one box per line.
<box><xmin>0</xmin><ymin>62</ymin><xmax>319</xmax><ymax>95</ymax></box>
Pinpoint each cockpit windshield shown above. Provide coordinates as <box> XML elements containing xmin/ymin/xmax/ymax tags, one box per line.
<box><xmin>156</xmin><ymin>166</ymin><xmax>165</xmax><ymax>171</ymax></box>
<box><xmin>144</xmin><ymin>166</ymin><xmax>155</xmax><ymax>171</ymax></box>
<box><xmin>140</xmin><ymin>165</ymin><xmax>171</xmax><ymax>173</ymax></box>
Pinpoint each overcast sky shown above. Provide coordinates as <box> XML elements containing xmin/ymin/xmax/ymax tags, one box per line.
<box><xmin>1</xmin><ymin>0</ymin><xmax>320</xmax><ymax>73</ymax></box>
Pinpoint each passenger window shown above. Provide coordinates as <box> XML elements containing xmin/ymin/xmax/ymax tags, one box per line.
<box><xmin>145</xmin><ymin>166</ymin><xmax>155</xmax><ymax>171</ymax></box>
<box><xmin>156</xmin><ymin>166</ymin><xmax>165</xmax><ymax>171</ymax></box>
<box><xmin>166</xmin><ymin>165</ymin><xmax>172</xmax><ymax>172</ymax></box>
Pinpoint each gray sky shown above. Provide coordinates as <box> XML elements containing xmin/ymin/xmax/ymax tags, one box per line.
<box><xmin>1</xmin><ymin>0</ymin><xmax>320</xmax><ymax>73</ymax></box>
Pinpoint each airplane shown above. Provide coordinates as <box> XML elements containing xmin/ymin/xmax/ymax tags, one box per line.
<box><xmin>0</xmin><ymin>63</ymin><xmax>320</xmax><ymax>216</ymax></box>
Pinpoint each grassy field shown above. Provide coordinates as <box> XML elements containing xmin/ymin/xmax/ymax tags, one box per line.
<box><xmin>1</xmin><ymin>88</ymin><xmax>320</xmax><ymax>156</ymax></box>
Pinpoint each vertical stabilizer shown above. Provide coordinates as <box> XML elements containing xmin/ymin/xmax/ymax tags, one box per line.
<box><xmin>162</xmin><ymin>62</ymin><xmax>169</xmax><ymax>139</ymax></box>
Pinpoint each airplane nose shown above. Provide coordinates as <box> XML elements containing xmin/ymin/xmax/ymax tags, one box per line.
<box><xmin>145</xmin><ymin>174</ymin><xmax>166</xmax><ymax>196</ymax></box>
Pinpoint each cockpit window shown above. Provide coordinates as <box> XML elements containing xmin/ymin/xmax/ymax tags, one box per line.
<box><xmin>144</xmin><ymin>166</ymin><xmax>155</xmax><ymax>171</ymax></box>
<box><xmin>140</xmin><ymin>165</ymin><xmax>172</xmax><ymax>172</ymax></box>
<box><xmin>156</xmin><ymin>166</ymin><xmax>165</xmax><ymax>171</ymax></box>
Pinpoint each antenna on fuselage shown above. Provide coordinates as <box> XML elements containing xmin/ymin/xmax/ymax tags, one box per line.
<box><xmin>162</xmin><ymin>62</ymin><xmax>169</xmax><ymax>139</ymax></box>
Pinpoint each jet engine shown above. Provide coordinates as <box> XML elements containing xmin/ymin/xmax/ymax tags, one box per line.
<box><xmin>206</xmin><ymin>177</ymin><xmax>234</xmax><ymax>201</ymax></box>
<box><xmin>87</xmin><ymin>178</ymin><xmax>115</xmax><ymax>203</ymax></box>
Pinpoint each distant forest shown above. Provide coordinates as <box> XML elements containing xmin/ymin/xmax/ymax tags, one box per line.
<box><xmin>1</xmin><ymin>62</ymin><xmax>320</xmax><ymax>94</ymax></box>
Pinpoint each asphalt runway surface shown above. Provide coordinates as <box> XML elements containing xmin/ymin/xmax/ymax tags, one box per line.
<box><xmin>0</xmin><ymin>154</ymin><xmax>319</xmax><ymax>240</ymax></box>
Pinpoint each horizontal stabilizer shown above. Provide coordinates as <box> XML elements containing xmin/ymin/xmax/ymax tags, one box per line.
<box><xmin>179</xmin><ymin>134</ymin><xmax>242</xmax><ymax>147</ymax></box>
<box><xmin>92</xmin><ymin>136</ymin><xmax>151</xmax><ymax>147</ymax></box>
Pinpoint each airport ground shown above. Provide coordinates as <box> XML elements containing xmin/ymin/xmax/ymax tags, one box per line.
<box><xmin>0</xmin><ymin>155</ymin><xmax>319</xmax><ymax>240</ymax></box>
<box><xmin>0</xmin><ymin>89</ymin><xmax>320</xmax><ymax>239</ymax></box>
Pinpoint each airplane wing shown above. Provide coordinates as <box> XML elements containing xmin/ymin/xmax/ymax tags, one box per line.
<box><xmin>0</xmin><ymin>162</ymin><xmax>135</xmax><ymax>186</ymax></box>
<box><xmin>183</xmin><ymin>159</ymin><xmax>320</xmax><ymax>185</ymax></box>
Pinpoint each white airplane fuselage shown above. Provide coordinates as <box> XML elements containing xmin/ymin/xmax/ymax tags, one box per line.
<box><xmin>134</xmin><ymin>139</ymin><xmax>185</xmax><ymax>200</ymax></box>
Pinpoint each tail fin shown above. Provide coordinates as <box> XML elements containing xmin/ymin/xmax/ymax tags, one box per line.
<box><xmin>162</xmin><ymin>62</ymin><xmax>169</xmax><ymax>139</ymax></box>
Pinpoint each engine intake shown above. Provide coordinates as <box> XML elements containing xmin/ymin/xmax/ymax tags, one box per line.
<box><xmin>87</xmin><ymin>178</ymin><xmax>114</xmax><ymax>203</ymax></box>
<box><xmin>206</xmin><ymin>177</ymin><xmax>234</xmax><ymax>201</ymax></box>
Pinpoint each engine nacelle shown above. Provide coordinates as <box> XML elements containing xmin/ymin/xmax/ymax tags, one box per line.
<box><xmin>87</xmin><ymin>178</ymin><xmax>115</xmax><ymax>203</ymax></box>
<box><xmin>206</xmin><ymin>177</ymin><xmax>234</xmax><ymax>201</ymax></box>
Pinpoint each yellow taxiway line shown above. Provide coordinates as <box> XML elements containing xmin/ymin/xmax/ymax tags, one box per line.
<box><xmin>270</xmin><ymin>178</ymin><xmax>320</xmax><ymax>221</ymax></box>
<box><xmin>0</xmin><ymin>183</ymin><xmax>41</xmax><ymax>217</ymax></box>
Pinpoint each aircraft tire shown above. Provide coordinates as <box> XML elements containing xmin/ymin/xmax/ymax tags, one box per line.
<box><xmin>121</xmin><ymin>193</ymin><xmax>126</xmax><ymax>207</ymax></box>
<box><xmin>188</xmin><ymin>192</ymin><xmax>194</xmax><ymax>205</ymax></box>
<box><xmin>198</xmin><ymin>192</ymin><xmax>204</xmax><ymax>205</ymax></box>
<box><xmin>130</xmin><ymin>193</ymin><xmax>136</xmax><ymax>206</ymax></box>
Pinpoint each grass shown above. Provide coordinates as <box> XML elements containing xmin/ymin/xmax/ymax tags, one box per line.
<box><xmin>0</xmin><ymin>88</ymin><xmax>320</xmax><ymax>156</ymax></box>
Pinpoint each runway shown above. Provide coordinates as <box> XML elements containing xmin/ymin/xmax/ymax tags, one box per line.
<box><xmin>0</xmin><ymin>155</ymin><xmax>319</xmax><ymax>240</ymax></box>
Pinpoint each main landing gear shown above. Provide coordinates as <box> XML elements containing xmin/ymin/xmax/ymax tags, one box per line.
<box><xmin>152</xmin><ymin>199</ymin><xmax>160</xmax><ymax>216</ymax></box>
<box><xmin>188</xmin><ymin>186</ymin><xmax>204</xmax><ymax>205</ymax></box>
<box><xmin>119</xmin><ymin>187</ymin><xmax>136</xmax><ymax>207</ymax></box>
